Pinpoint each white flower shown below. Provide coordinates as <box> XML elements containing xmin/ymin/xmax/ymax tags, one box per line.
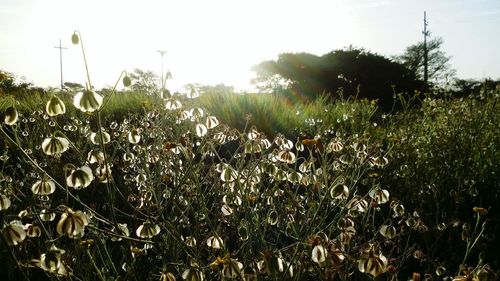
<box><xmin>56</xmin><ymin>208</ymin><xmax>89</xmax><ymax>239</ymax></box>
<box><xmin>46</xmin><ymin>95</ymin><xmax>66</xmax><ymax>116</ymax></box>
<box><xmin>4</xmin><ymin>106</ymin><xmax>18</xmax><ymax>125</ymax></box>
<box><xmin>206</xmin><ymin>235</ymin><xmax>223</xmax><ymax>249</ymax></box>
<box><xmin>311</xmin><ymin>244</ymin><xmax>327</xmax><ymax>265</ymax></box>
<box><xmin>73</xmin><ymin>90</ymin><xmax>103</xmax><ymax>112</ymax></box>
<box><xmin>136</xmin><ymin>221</ymin><xmax>160</xmax><ymax>238</ymax></box>
<box><xmin>66</xmin><ymin>165</ymin><xmax>94</xmax><ymax>189</ymax></box>
<box><xmin>41</xmin><ymin>136</ymin><xmax>69</xmax><ymax>156</ymax></box>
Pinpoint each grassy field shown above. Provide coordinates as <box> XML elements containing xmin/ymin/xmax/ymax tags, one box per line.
<box><xmin>0</xmin><ymin>85</ymin><xmax>499</xmax><ymax>280</ymax></box>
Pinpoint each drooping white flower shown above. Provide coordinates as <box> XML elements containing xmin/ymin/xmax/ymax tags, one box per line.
<box><xmin>73</xmin><ymin>90</ymin><xmax>103</xmax><ymax>112</ymax></box>
<box><xmin>41</xmin><ymin>136</ymin><xmax>69</xmax><ymax>156</ymax></box>
<box><xmin>66</xmin><ymin>165</ymin><xmax>94</xmax><ymax>189</ymax></box>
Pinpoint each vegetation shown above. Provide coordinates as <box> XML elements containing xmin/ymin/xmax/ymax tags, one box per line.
<box><xmin>0</xmin><ymin>32</ymin><xmax>499</xmax><ymax>281</ymax></box>
<box><xmin>251</xmin><ymin>47</ymin><xmax>423</xmax><ymax>111</ymax></box>
<box><xmin>394</xmin><ymin>37</ymin><xmax>456</xmax><ymax>86</ymax></box>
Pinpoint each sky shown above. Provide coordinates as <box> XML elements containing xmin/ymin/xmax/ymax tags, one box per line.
<box><xmin>1</xmin><ymin>0</ymin><xmax>499</xmax><ymax>92</ymax></box>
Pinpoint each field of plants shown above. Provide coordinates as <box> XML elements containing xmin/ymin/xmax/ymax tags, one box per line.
<box><xmin>0</xmin><ymin>35</ymin><xmax>499</xmax><ymax>281</ymax></box>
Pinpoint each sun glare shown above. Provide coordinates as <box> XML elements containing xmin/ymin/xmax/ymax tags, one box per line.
<box><xmin>17</xmin><ymin>0</ymin><xmax>352</xmax><ymax>91</ymax></box>
<box><xmin>16</xmin><ymin>0</ymin><xmax>351</xmax><ymax>90</ymax></box>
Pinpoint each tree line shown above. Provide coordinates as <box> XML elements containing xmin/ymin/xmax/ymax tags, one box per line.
<box><xmin>251</xmin><ymin>37</ymin><xmax>498</xmax><ymax>110</ymax></box>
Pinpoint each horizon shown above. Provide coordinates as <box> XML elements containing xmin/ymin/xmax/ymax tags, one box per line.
<box><xmin>1</xmin><ymin>0</ymin><xmax>500</xmax><ymax>92</ymax></box>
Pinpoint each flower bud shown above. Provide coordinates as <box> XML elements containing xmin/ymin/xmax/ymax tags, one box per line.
<box><xmin>4</xmin><ymin>106</ymin><xmax>18</xmax><ymax>125</ymax></box>
<box><xmin>71</xmin><ymin>33</ymin><xmax>79</xmax><ymax>44</ymax></box>
<box><xmin>122</xmin><ymin>75</ymin><xmax>131</xmax><ymax>87</ymax></box>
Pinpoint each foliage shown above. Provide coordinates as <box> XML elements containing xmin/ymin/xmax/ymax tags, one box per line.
<box><xmin>129</xmin><ymin>68</ymin><xmax>161</xmax><ymax>95</ymax></box>
<box><xmin>0</xmin><ymin>33</ymin><xmax>498</xmax><ymax>281</ymax></box>
<box><xmin>395</xmin><ymin>37</ymin><xmax>456</xmax><ymax>86</ymax></box>
<box><xmin>1</xmin><ymin>69</ymin><xmax>45</xmax><ymax>97</ymax></box>
<box><xmin>252</xmin><ymin>48</ymin><xmax>423</xmax><ymax>111</ymax></box>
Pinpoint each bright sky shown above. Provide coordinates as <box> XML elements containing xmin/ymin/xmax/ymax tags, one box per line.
<box><xmin>1</xmin><ymin>0</ymin><xmax>499</xmax><ymax>92</ymax></box>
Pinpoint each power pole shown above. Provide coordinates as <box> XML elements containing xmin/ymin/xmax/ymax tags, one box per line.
<box><xmin>422</xmin><ymin>11</ymin><xmax>430</xmax><ymax>86</ymax></box>
<box><xmin>157</xmin><ymin>50</ymin><xmax>166</xmax><ymax>94</ymax></box>
<box><xmin>54</xmin><ymin>40</ymin><xmax>67</xmax><ymax>89</ymax></box>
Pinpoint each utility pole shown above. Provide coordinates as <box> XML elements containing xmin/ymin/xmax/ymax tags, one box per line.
<box><xmin>157</xmin><ymin>50</ymin><xmax>166</xmax><ymax>96</ymax></box>
<box><xmin>54</xmin><ymin>40</ymin><xmax>67</xmax><ymax>89</ymax></box>
<box><xmin>422</xmin><ymin>11</ymin><xmax>430</xmax><ymax>86</ymax></box>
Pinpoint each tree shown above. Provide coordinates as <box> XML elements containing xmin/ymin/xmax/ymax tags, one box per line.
<box><xmin>252</xmin><ymin>48</ymin><xmax>422</xmax><ymax>110</ymax></box>
<box><xmin>128</xmin><ymin>68</ymin><xmax>160</xmax><ymax>94</ymax></box>
<box><xmin>63</xmin><ymin>82</ymin><xmax>84</xmax><ymax>91</ymax></box>
<box><xmin>395</xmin><ymin>37</ymin><xmax>456</xmax><ymax>86</ymax></box>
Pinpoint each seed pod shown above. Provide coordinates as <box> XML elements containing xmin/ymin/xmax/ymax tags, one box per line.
<box><xmin>122</xmin><ymin>75</ymin><xmax>131</xmax><ymax>87</ymax></box>
<box><xmin>71</xmin><ymin>32</ymin><xmax>79</xmax><ymax>44</ymax></box>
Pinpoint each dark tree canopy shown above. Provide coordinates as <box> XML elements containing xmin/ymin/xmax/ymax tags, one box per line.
<box><xmin>252</xmin><ymin>48</ymin><xmax>422</xmax><ymax>110</ymax></box>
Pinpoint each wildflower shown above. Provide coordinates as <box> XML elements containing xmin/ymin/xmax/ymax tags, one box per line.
<box><xmin>379</xmin><ymin>225</ymin><xmax>396</xmax><ymax>239</ymax></box>
<box><xmin>339</xmin><ymin>153</ymin><xmax>353</xmax><ymax>165</ymax></box>
<box><xmin>66</xmin><ymin>165</ymin><xmax>94</xmax><ymax>189</ymax></box>
<box><xmin>185</xmin><ymin>236</ymin><xmax>197</xmax><ymax>247</ymax></box>
<box><xmin>220</xmin><ymin>165</ymin><xmax>237</xmax><ymax>182</ymax></box>
<box><xmin>182</xmin><ymin>267</ymin><xmax>204</xmax><ymax>281</ymax></box>
<box><xmin>205</xmin><ymin>116</ymin><xmax>219</xmax><ymax>129</ymax></box>
<box><xmin>311</xmin><ymin>244</ymin><xmax>328</xmax><ymax>265</ymax></box>
<box><xmin>473</xmin><ymin>207</ymin><xmax>488</xmax><ymax>216</ymax></box>
<box><xmin>328</xmin><ymin>241</ymin><xmax>346</xmax><ymax>267</ymax></box>
<box><xmin>347</xmin><ymin>196</ymin><xmax>369</xmax><ymax>216</ymax></box>
<box><xmin>73</xmin><ymin>90</ymin><xmax>103</xmax><ymax>112</ymax></box>
<box><xmin>165</xmin><ymin>99</ymin><xmax>182</xmax><ymax>110</ymax></box>
<box><xmin>41</xmin><ymin>136</ymin><xmax>69</xmax><ymax>156</ymax></box>
<box><xmin>369</xmin><ymin>187</ymin><xmax>390</xmax><ymax>204</ymax></box>
<box><xmin>0</xmin><ymin>194</ymin><xmax>11</xmax><ymax>210</ymax></box>
<box><xmin>2</xmin><ymin>220</ymin><xmax>27</xmax><ymax>246</ymax></box>
<box><xmin>338</xmin><ymin>226</ymin><xmax>356</xmax><ymax>244</ymax></box>
<box><xmin>90</xmin><ymin>130</ymin><xmax>111</xmax><ymax>145</ymax></box>
<box><xmin>221</xmin><ymin>204</ymin><xmax>233</xmax><ymax>216</ymax></box>
<box><xmin>46</xmin><ymin>95</ymin><xmax>66</xmax><ymax>116</ymax></box>
<box><xmin>110</xmin><ymin>223</ymin><xmax>130</xmax><ymax>241</ymax></box>
<box><xmin>127</xmin><ymin>129</ymin><xmax>141</xmax><ymax>144</ymax></box>
<box><xmin>160</xmin><ymin>271</ymin><xmax>176</xmax><ymax>281</ymax></box>
<box><xmin>326</xmin><ymin>140</ymin><xmax>343</xmax><ymax>153</ymax></box>
<box><xmin>4</xmin><ymin>106</ymin><xmax>18</xmax><ymax>125</ymax></box>
<box><xmin>36</xmin><ymin>245</ymin><xmax>66</xmax><ymax>274</ymax></box>
<box><xmin>221</xmin><ymin>257</ymin><xmax>243</xmax><ymax>279</ymax></box>
<box><xmin>95</xmin><ymin>163</ymin><xmax>112</xmax><ymax>183</ymax></box>
<box><xmin>257</xmin><ymin>251</ymin><xmax>293</xmax><ymax>277</ymax></box>
<box><xmin>358</xmin><ymin>244</ymin><xmax>388</xmax><ymax>277</ymax></box>
<box><xmin>330</xmin><ymin>184</ymin><xmax>349</xmax><ymax>200</ymax></box>
<box><xmin>390</xmin><ymin>201</ymin><xmax>405</xmax><ymax>217</ymax></box>
<box><xmin>136</xmin><ymin>220</ymin><xmax>161</xmax><ymax>238</ymax></box>
<box><xmin>31</xmin><ymin>178</ymin><xmax>56</xmax><ymax>196</ymax></box>
<box><xmin>38</xmin><ymin>209</ymin><xmax>56</xmax><ymax>221</ymax></box>
<box><xmin>277</xmin><ymin>150</ymin><xmax>296</xmax><ymax>164</ymax></box>
<box><xmin>26</xmin><ymin>224</ymin><xmax>42</xmax><ymax>238</ymax></box>
<box><xmin>87</xmin><ymin>150</ymin><xmax>105</xmax><ymax>164</ymax></box>
<box><xmin>195</xmin><ymin>123</ymin><xmax>208</xmax><ymax>137</ymax></box>
<box><xmin>56</xmin><ymin>208</ymin><xmax>89</xmax><ymax>238</ymax></box>
<box><xmin>435</xmin><ymin>265</ymin><xmax>446</xmax><ymax>276</ymax></box>
<box><xmin>206</xmin><ymin>235</ymin><xmax>223</xmax><ymax>249</ymax></box>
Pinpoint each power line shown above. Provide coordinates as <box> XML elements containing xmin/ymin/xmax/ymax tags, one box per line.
<box><xmin>54</xmin><ymin>40</ymin><xmax>67</xmax><ymax>89</ymax></box>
